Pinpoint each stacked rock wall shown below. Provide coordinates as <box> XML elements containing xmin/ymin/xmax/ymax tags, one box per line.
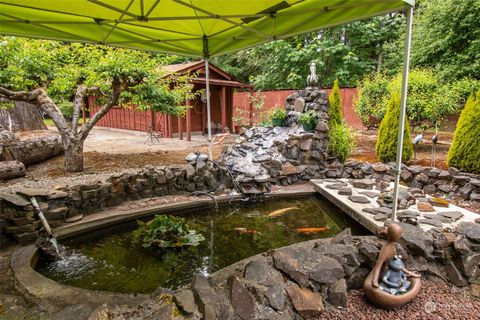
<box><xmin>0</xmin><ymin>154</ymin><xmax>227</xmax><ymax>246</ymax></box>
<box><xmin>89</xmin><ymin>224</ymin><xmax>480</xmax><ymax>319</ymax></box>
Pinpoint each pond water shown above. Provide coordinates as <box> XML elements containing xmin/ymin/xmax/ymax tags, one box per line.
<box><xmin>37</xmin><ymin>196</ymin><xmax>367</xmax><ymax>294</ymax></box>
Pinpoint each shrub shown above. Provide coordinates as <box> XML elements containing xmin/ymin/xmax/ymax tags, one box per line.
<box><xmin>375</xmin><ymin>93</ymin><xmax>413</xmax><ymax>163</ymax></box>
<box><xmin>298</xmin><ymin>111</ymin><xmax>319</xmax><ymax>130</ymax></box>
<box><xmin>355</xmin><ymin>72</ymin><xmax>390</xmax><ymax>127</ymax></box>
<box><xmin>355</xmin><ymin>69</ymin><xmax>477</xmax><ymax>128</ymax></box>
<box><xmin>133</xmin><ymin>214</ymin><xmax>205</xmax><ymax>249</ymax></box>
<box><xmin>330</xmin><ymin>123</ymin><xmax>356</xmax><ymax>162</ymax></box>
<box><xmin>447</xmin><ymin>92</ymin><xmax>480</xmax><ymax>173</ymax></box>
<box><xmin>269</xmin><ymin>106</ymin><xmax>287</xmax><ymax>120</ymax></box>
<box><xmin>57</xmin><ymin>101</ymin><xmax>74</xmax><ymax>119</ymax></box>
<box><xmin>328</xmin><ymin>78</ymin><xmax>342</xmax><ymax>129</ymax></box>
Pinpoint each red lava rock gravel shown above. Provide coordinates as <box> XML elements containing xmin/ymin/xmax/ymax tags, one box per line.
<box><xmin>321</xmin><ymin>280</ymin><xmax>480</xmax><ymax>320</ymax></box>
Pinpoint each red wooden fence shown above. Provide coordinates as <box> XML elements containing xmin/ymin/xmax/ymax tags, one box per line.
<box><xmin>232</xmin><ymin>88</ymin><xmax>363</xmax><ymax>129</ymax></box>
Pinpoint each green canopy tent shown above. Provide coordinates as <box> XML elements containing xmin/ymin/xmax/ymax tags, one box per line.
<box><xmin>0</xmin><ymin>0</ymin><xmax>415</xmax><ymax>220</ymax></box>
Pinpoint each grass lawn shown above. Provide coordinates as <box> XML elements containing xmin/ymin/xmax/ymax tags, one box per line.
<box><xmin>43</xmin><ymin>118</ymin><xmax>90</xmax><ymax>126</ymax></box>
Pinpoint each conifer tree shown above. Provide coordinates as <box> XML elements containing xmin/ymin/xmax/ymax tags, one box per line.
<box><xmin>375</xmin><ymin>93</ymin><xmax>413</xmax><ymax>163</ymax></box>
<box><xmin>447</xmin><ymin>92</ymin><xmax>480</xmax><ymax>173</ymax></box>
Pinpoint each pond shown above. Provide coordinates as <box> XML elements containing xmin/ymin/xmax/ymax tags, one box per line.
<box><xmin>36</xmin><ymin>196</ymin><xmax>368</xmax><ymax>294</ymax></box>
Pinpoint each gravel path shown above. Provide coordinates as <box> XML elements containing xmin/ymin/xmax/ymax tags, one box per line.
<box><xmin>322</xmin><ymin>280</ymin><xmax>479</xmax><ymax>320</ymax></box>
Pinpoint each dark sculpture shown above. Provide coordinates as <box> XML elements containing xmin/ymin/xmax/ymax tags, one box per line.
<box><xmin>306</xmin><ymin>62</ymin><xmax>319</xmax><ymax>88</ymax></box>
<box><xmin>363</xmin><ymin>223</ymin><xmax>421</xmax><ymax>309</ymax></box>
<box><xmin>379</xmin><ymin>255</ymin><xmax>410</xmax><ymax>295</ymax></box>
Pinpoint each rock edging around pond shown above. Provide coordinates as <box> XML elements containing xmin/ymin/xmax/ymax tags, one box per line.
<box><xmin>85</xmin><ymin>226</ymin><xmax>480</xmax><ymax>320</ymax></box>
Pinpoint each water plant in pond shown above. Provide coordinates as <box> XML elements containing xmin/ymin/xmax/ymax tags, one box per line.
<box><xmin>133</xmin><ymin>214</ymin><xmax>205</xmax><ymax>249</ymax></box>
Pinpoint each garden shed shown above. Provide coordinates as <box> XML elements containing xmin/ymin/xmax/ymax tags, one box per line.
<box><xmin>90</xmin><ymin>61</ymin><xmax>250</xmax><ymax>140</ymax></box>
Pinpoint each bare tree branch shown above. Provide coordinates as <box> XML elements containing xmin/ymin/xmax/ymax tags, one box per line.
<box><xmin>72</xmin><ymin>85</ymin><xmax>87</xmax><ymax>133</ymax></box>
<box><xmin>80</xmin><ymin>78</ymin><xmax>122</xmax><ymax>141</ymax></box>
<box><xmin>0</xmin><ymin>86</ymin><xmax>69</xmax><ymax>135</ymax></box>
<box><xmin>0</xmin><ymin>86</ymin><xmax>42</xmax><ymax>102</ymax></box>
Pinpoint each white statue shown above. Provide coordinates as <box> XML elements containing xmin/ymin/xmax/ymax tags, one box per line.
<box><xmin>307</xmin><ymin>62</ymin><xmax>319</xmax><ymax>87</ymax></box>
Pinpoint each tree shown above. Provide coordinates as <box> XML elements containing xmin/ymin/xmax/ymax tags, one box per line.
<box><xmin>328</xmin><ymin>78</ymin><xmax>342</xmax><ymax>129</ymax></box>
<box><xmin>213</xmin><ymin>14</ymin><xmax>405</xmax><ymax>90</ymax></box>
<box><xmin>0</xmin><ymin>37</ymin><xmax>193</xmax><ymax>172</ymax></box>
<box><xmin>411</xmin><ymin>0</ymin><xmax>480</xmax><ymax>82</ymax></box>
<box><xmin>447</xmin><ymin>92</ymin><xmax>480</xmax><ymax>173</ymax></box>
<box><xmin>375</xmin><ymin>94</ymin><xmax>413</xmax><ymax>163</ymax></box>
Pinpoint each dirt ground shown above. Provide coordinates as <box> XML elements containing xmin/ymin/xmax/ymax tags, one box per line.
<box><xmin>8</xmin><ymin>127</ymin><xmax>455</xmax><ymax>181</ymax></box>
<box><xmin>351</xmin><ymin>130</ymin><xmax>453</xmax><ymax>169</ymax></box>
<box><xmin>15</xmin><ymin>127</ymin><xmax>232</xmax><ymax>180</ymax></box>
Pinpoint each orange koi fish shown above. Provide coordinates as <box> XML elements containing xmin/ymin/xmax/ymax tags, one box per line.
<box><xmin>296</xmin><ymin>227</ymin><xmax>328</xmax><ymax>234</ymax></box>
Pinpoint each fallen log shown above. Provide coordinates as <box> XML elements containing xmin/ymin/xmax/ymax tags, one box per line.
<box><xmin>0</xmin><ymin>160</ymin><xmax>26</xmax><ymax>180</ymax></box>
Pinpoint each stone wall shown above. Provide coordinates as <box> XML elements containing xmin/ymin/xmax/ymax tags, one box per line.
<box><xmin>0</xmin><ymin>153</ymin><xmax>227</xmax><ymax>246</ymax></box>
<box><xmin>88</xmin><ymin>224</ymin><xmax>480</xmax><ymax>319</ymax></box>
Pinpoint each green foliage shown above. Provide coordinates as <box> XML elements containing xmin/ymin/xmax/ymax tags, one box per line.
<box><xmin>411</xmin><ymin>0</ymin><xmax>480</xmax><ymax>82</ymax></box>
<box><xmin>447</xmin><ymin>92</ymin><xmax>480</xmax><ymax>173</ymax></box>
<box><xmin>213</xmin><ymin>14</ymin><xmax>404</xmax><ymax>89</ymax></box>
<box><xmin>133</xmin><ymin>214</ymin><xmax>205</xmax><ymax>249</ymax></box>
<box><xmin>328</xmin><ymin>79</ymin><xmax>343</xmax><ymax>129</ymax></box>
<box><xmin>355</xmin><ymin>69</ymin><xmax>478</xmax><ymax>128</ymax></box>
<box><xmin>375</xmin><ymin>94</ymin><xmax>413</xmax><ymax>163</ymax></box>
<box><xmin>329</xmin><ymin>123</ymin><xmax>356</xmax><ymax>163</ymax></box>
<box><xmin>355</xmin><ymin>73</ymin><xmax>390</xmax><ymax>126</ymax></box>
<box><xmin>269</xmin><ymin>107</ymin><xmax>287</xmax><ymax>120</ymax></box>
<box><xmin>298</xmin><ymin>111</ymin><xmax>319</xmax><ymax>130</ymax></box>
<box><xmin>57</xmin><ymin>101</ymin><xmax>74</xmax><ymax>119</ymax></box>
<box><xmin>0</xmin><ymin>37</ymin><xmax>193</xmax><ymax>116</ymax></box>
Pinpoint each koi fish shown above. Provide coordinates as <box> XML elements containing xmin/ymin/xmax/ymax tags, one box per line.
<box><xmin>296</xmin><ymin>227</ymin><xmax>328</xmax><ymax>234</ymax></box>
<box><xmin>234</xmin><ymin>227</ymin><xmax>260</xmax><ymax>235</ymax></box>
<box><xmin>267</xmin><ymin>206</ymin><xmax>299</xmax><ymax>217</ymax></box>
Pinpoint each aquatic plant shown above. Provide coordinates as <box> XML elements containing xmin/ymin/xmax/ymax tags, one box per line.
<box><xmin>133</xmin><ymin>214</ymin><xmax>205</xmax><ymax>249</ymax></box>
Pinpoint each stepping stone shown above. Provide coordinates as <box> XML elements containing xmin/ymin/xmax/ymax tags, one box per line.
<box><xmin>437</xmin><ymin>211</ymin><xmax>464</xmax><ymax>221</ymax></box>
<box><xmin>418</xmin><ymin>202</ymin><xmax>435</xmax><ymax>212</ymax></box>
<box><xmin>326</xmin><ymin>183</ymin><xmax>347</xmax><ymax>190</ymax></box>
<box><xmin>429</xmin><ymin>197</ymin><xmax>450</xmax><ymax>208</ymax></box>
<box><xmin>363</xmin><ymin>207</ymin><xmax>392</xmax><ymax>215</ymax></box>
<box><xmin>419</xmin><ymin>219</ymin><xmax>443</xmax><ymax>228</ymax></box>
<box><xmin>397</xmin><ymin>210</ymin><xmax>420</xmax><ymax>217</ymax></box>
<box><xmin>358</xmin><ymin>191</ymin><xmax>379</xmax><ymax>198</ymax></box>
<box><xmin>65</xmin><ymin>214</ymin><xmax>84</xmax><ymax>223</ymax></box>
<box><xmin>348</xmin><ymin>195</ymin><xmax>370</xmax><ymax>204</ymax></box>
<box><xmin>374</xmin><ymin>214</ymin><xmax>388</xmax><ymax>221</ymax></box>
<box><xmin>338</xmin><ymin>187</ymin><xmax>352</xmax><ymax>196</ymax></box>
<box><xmin>423</xmin><ymin>213</ymin><xmax>450</xmax><ymax>223</ymax></box>
<box><xmin>351</xmin><ymin>179</ymin><xmax>375</xmax><ymax>190</ymax></box>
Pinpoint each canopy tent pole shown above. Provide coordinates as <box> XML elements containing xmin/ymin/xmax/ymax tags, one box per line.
<box><xmin>392</xmin><ymin>5</ymin><xmax>414</xmax><ymax>222</ymax></box>
<box><xmin>205</xmin><ymin>59</ymin><xmax>213</xmax><ymax>160</ymax></box>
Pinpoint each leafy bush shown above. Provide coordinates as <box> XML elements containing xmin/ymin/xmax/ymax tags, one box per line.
<box><xmin>354</xmin><ymin>72</ymin><xmax>390</xmax><ymax>127</ymax></box>
<box><xmin>269</xmin><ymin>106</ymin><xmax>287</xmax><ymax>120</ymax></box>
<box><xmin>330</xmin><ymin>123</ymin><xmax>356</xmax><ymax>162</ymax></box>
<box><xmin>447</xmin><ymin>92</ymin><xmax>480</xmax><ymax>173</ymax></box>
<box><xmin>133</xmin><ymin>214</ymin><xmax>205</xmax><ymax>249</ymax></box>
<box><xmin>298</xmin><ymin>111</ymin><xmax>319</xmax><ymax>129</ymax></box>
<box><xmin>328</xmin><ymin>78</ymin><xmax>343</xmax><ymax>129</ymax></box>
<box><xmin>375</xmin><ymin>93</ymin><xmax>413</xmax><ymax>163</ymax></box>
<box><xmin>57</xmin><ymin>101</ymin><xmax>74</xmax><ymax>119</ymax></box>
<box><xmin>355</xmin><ymin>69</ymin><xmax>479</xmax><ymax>128</ymax></box>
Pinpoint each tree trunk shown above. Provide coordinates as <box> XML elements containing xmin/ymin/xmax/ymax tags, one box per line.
<box><xmin>0</xmin><ymin>100</ymin><xmax>47</xmax><ymax>132</ymax></box>
<box><xmin>0</xmin><ymin>160</ymin><xmax>26</xmax><ymax>180</ymax></box>
<box><xmin>63</xmin><ymin>139</ymin><xmax>84</xmax><ymax>172</ymax></box>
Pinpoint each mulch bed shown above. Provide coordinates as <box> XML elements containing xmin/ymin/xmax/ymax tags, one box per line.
<box><xmin>322</xmin><ymin>280</ymin><xmax>479</xmax><ymax>320</ymax></box>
